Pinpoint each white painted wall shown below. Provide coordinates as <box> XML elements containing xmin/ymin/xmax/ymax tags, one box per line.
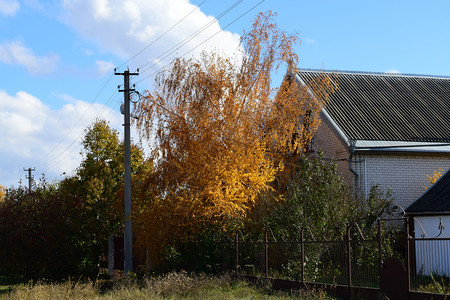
<box><xmin>356</xmin><ymin>153</ymin><xmax>450</xmax><ymax>210</ymax></box>
<box><xmin>413</xmin><ymin>216</ymin><xmax>450</xmax><ymax>276</ymax></box>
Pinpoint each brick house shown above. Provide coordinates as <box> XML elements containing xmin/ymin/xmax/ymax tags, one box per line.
<box><xmin>295</xmin><ymin>70</ymin><xmax>450</xmax><ymax>210</ymax></box>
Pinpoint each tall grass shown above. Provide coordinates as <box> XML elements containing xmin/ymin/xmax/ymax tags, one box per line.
<box><xmin>2</xmin><ymin>272</ymin><xmax>334</xmax><ymax>299</ymax></box>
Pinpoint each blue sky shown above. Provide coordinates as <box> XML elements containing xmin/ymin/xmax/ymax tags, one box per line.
<box><xmin>1</xmin><ymin>0</ymin><xmax>450</xmax><ymax>188</ymax></box>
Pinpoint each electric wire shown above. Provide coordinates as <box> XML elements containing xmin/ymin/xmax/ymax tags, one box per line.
<box><xmin>41</xmin><ymin>95</ymin><xmax>123</xmax><ymax>173</ymax></box>
<box><xmin>30</xmin><ymin>0</ymin><xmax>261</xmax><ymax>179</ymax></box>
<box><xmin>33</xmin><ymin>73</ymin><xmax>115</xmax><ymax>169</ymax></box>
<box><xmin>31</xmin><ymin>2</ymin><xmax>212</xmax><ymax>173</ymax></box>
<box><xmin>140</xmin><ymin>91</ymin><xmax>321</xmax><ymax>172</ymax></box>
<box><xmin>37</xmin><ymin>90</ymin><xmax>121</xmax><ymax>173</ymax></box>
<box><xmin>36</xmin><ymin>87</ymin><xmax>120</xmax><ymax>171</ymax></box>
<box><xmin>32</xmin><ymin>1</ymin><xmax>233</xmax><ymax>175</ymax></box>
<box><xmin>116</xmin><ymin>0</ymin><xmax>208</xmax><ymax>71</ymax></box>
<box><xmin>135</xmin><ymin>0</ymin><xmax>264</xmax><ymax>85</ymax></box>
<box><xmin>136</xmin><ymin>0</ymin><xmax>246</xmax><ymax>75</ymax></box>
<box><xmin>38</xmin><ymin>92</ymin><xmax>120</xmax><ymax>173</ymax></box>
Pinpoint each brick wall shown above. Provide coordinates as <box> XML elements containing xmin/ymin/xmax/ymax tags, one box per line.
<box><xmin>314</xmin><ymin>115</ymin><xmax>450</xmax><ymax>210</ymax></box>
<box><xmin>314</xmin><ymin>115</ymin><xmax>353</xmax><ymax>184</ymax></box>
<box><xmin>356</xmin><ymin>152</ymin><xmax>450</xmax><ymax>210</ymax></box>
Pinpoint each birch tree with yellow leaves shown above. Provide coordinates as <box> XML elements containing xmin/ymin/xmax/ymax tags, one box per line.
<box><xmin>133</xmin><ymin>12</ymin><xmax>335</xmax><ymax>261</ymax></box>
<box><xmin>0</xmin><ymin>184</ymin><xmax>6</xmax><ymax>201</ymax></box>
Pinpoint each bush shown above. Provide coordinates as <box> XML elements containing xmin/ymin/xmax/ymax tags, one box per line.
<box><xmin>153</xmin><ymin>229</ymin><xmax>236</xmax><ymax>274</ymax></box>
<box><xmin>0</xmin><ymin>185</ymin><xmax>100</xmax><ymax>280</ymax></box>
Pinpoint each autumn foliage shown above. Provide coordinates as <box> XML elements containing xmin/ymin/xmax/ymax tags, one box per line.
<box><xmin>0</xmin><ymin>184</ymin><xmax>5</xmax><ymax>201</ymax></box>
<box><xmin>426</xmin><ymin>168</ymin><xmax>444</xmax><ymax>189</ymax></box>
<box><xmin>133</xmin><ymin>12</ymin><xmax>335</xmax><ymax>261</ymax></box>
<box><xmin>0</xmin><ymin>13</ymin><xmax>339</xmax><ymax>278</ymax></box>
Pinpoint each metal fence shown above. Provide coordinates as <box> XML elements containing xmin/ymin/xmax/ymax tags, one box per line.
<box><xmin>407</xmin><ymin>217</ymin><xmax>450</xmax><ymax>293</ymax></box>
<box><xmin>236</xmin><ymin>218</ymin><xmax>450</xmax><ymax>299</ymax></box>
<box><xmin>106</xmin><ymin>217</ymin><xmax>450</xmax><ymax>298</ymax></box>
<box><xmin>235</xmin><ymin>221</ymin><xmax>388</xmax><ymax>289</ymax></box>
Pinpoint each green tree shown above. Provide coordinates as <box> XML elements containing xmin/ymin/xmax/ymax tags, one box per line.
<box><xmin>60</xmin><ymin>119</ymin><xmax>148</xmax><ymax>276</ymax></box>
<box><xmin>252</xmin><ymin>154</ymin><xmax>394</xmax><ymax>241</ymax></box>
<box><xmin>245</xmin><ymin>155</ymin><xmax>395</xmax><ymax>281</ymax></box>
<box><xmin>0</xmin><ymin>119</ymin><xmax>151</xmax><ymax>279</ymax></box>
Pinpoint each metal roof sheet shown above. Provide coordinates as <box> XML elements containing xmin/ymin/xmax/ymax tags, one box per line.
<box><xmin>297</xmin><ymin>70</ymin><xmax>450</xmax><ymax>144</ymax></box>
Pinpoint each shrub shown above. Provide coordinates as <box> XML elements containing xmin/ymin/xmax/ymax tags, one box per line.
<box><xmin>0</xmin><ymin>186</ymin><xmax>98</xmax><ymax>280</ymax></box>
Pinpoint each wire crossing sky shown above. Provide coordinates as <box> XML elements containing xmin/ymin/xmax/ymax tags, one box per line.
<box><xmin>1</xmin><ymin>0</ymin><xmax>449</xmax><ymax>187</ymax></box>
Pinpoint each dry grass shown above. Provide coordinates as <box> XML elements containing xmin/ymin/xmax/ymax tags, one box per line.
<box><xmin>1</xmin><ymin>272</ymin><xmax>335</xmax><ymax>300</ymax></box>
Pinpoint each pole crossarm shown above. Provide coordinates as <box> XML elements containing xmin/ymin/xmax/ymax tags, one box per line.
<box><xmin>23</xmin><ymin>167</ymin><xmax>35</xmax><ymax>192</ymax></box>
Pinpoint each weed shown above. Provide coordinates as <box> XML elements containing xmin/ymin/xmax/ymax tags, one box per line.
<box><xmin>1</xmin><ymin>272</ymin><xmax>336</xmax><ymax>299</ymax></box>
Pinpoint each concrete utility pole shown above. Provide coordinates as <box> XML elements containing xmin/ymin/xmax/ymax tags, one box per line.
<box><xmin>23</xmin><ymin>167</ymin><xmax>35</xmax><ymax>192</ymax></box>
<box><xmin>115</xmin><ymin>68</ymin><xmax>139</xmax><ymax>276</ymax></box>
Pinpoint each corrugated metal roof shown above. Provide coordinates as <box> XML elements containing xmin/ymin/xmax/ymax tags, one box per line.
<box><xmin>297</xmin><ymin>70</ymin><xmax>450</xmax><ymax>143</ymax></box>
<box><xmin>406</xmin><ymin>169</ymin><xmax>450</xmax><ymax>214</ymax></box>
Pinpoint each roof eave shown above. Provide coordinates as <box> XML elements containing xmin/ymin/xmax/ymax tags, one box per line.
<box><xmin>321</xmin><ymin>109</ymin><xmax>350</xmax><ymax>148</ymax></box>
<box><xmin>405</xmin><ymin>211</ymin><xmax>450</xmax><ymax>216</ymax></box>
<box><xmin>353</xmin><ymin>141</ymin><xmax>450</xmax><ymax>153</ymax></box>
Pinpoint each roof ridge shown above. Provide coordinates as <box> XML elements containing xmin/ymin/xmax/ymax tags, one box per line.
<box><xmin>298</xmin><ymin>68</ymin><xmax>450</xmax><ymax>79</ymax></box>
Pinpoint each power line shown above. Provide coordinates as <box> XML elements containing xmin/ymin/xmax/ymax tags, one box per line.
<box><xmin>37</xmin><ymin>89</ymin><xmax>119</xmax><ymax>172</ymax></box>
<box><xmin>135</xmin><ymin>0</ymin><xmax>264</xmax><ymax>85</ymax></box>
<box><xmin>38</xmin><ymin>91</ymin><xmax>122</xmax><ymax>173</ymax></box>
<box><xmin>33</xmin><ymin>74</ymin><xmax>116</xmax><ymax>168</ymax></box>
<box><xmin>40</xmin><ymin>95</ymin><xmax>122</xmax><ymax>173</ymax></box>
<box><xmin>116</xmin><ymin>0</ymin><xmax>208</xmax><ymax>71</ymax></box>
<box><xmin>29</xmin><ymin>0</ymin><xmax>261</xmax><ymax>179</ymax></box>
<box><xmin>42</xmin><ymin>0</ymin><xmax>253</xmax><ymax>171</ymax></box>
<box><xmin>137</xmin><ymin>0</ymin><xmax>246</xmax><ymax>75</ymax></box>
<box><xmin>32</xmin><ymin>1</ymin><xmax>216</xmax><ymax>173</ymax></box>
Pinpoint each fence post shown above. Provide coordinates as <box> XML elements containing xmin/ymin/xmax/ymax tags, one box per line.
<box><xmin>301</xmin><ymin>227</ymin><xmax>305</xmax><ymax>284</ymax></box>
<box><xmin>265</xmin><ymin>229</ymin><xmax>269</xmax><ymax>278</ymax></box>
<box><xmin>377</xmin><ymin>218</ymin><xmax>383</xmax><ymax>288</ymax></box>
<box><xmin>346</xmin><ymin>223</ymin><xmax>352</xmax><ymax>299</ymax></box>
<box><xmin>235</xmin><ymin>232</ymin><xmax>239</xmax><ymax>275</ymax></box>
<box><xmin>405</xmin><ymin>217</ymin><xmax>411</xmax><ymax>293</ymax></box>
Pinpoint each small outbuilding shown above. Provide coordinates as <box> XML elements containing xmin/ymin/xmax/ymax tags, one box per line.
<box><xmin>405</xmin><ymin>168</ymin><xmax>450</xmax><ymax>276</ymax></box>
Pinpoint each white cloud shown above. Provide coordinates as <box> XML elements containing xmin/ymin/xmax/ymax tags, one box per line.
<box><xmin>0</xmin><ymin>0</ymin><xmax>20</xmax><ymax>17</ymax></box>
<box><xmin>385</xmin><ymin>69</ymin><xmax>401</xmax><ymax>74</ymax></box>
<box><xmin>0</xmin><ymin>90</ymin><xmax>123</xmax><ymax>188</ymax></box>
<box><xmin>305</xmin><ymin>38</ymin><xmax>316</xmax><ymax>44</ymax></box>
<box><xmin>92</xmin><ymin>0</ymin><xmax>111</xmax><ymax>21</ymax></box>
<box><xmin>0</xmin><ymin>40</ymin><xmax>59</xmax><ymax>74</ymax></box>
<box><xmin>95</xmin><ymin>59</ymin><xmax>115</xmax><ymax>76</ymax></box>
<box><xmin>61</xmin><ymin>0</ymin><xmax>241</xmax><ymax>72</ymax></box>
